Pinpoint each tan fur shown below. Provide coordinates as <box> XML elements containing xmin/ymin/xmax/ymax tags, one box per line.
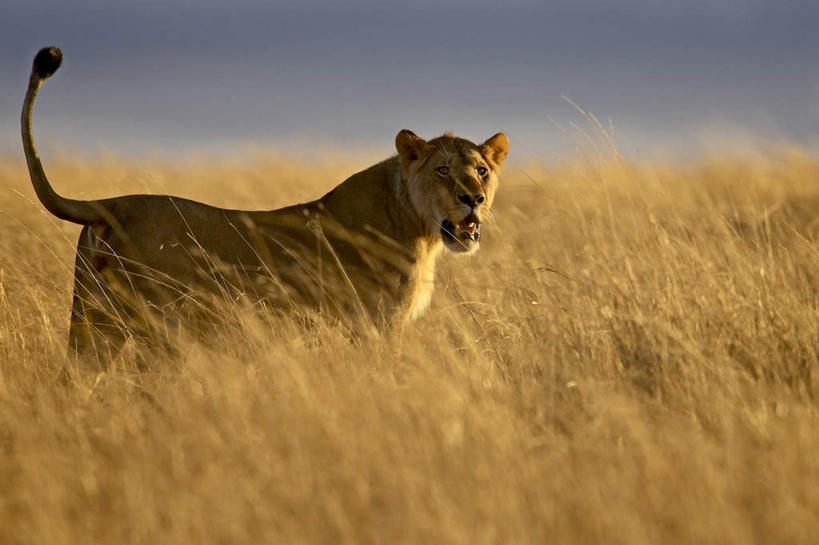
<box><xmin>21</xmin><ymin>47</ymin><xmax>509</xmax><ymax>368</ymax></box>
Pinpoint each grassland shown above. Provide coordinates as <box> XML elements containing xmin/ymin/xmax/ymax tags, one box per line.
<box><xmin>0</xmin><ymin>144</ymin><xmax>817</xmax><ymax>544</ymax></box>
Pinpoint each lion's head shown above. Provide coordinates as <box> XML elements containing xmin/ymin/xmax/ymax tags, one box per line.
<box><xmin>396</xmin><ymin>130</ymin><xmax>509</xmax><ymax>254</ymax></box>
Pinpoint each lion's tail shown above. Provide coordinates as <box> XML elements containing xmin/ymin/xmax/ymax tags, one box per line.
<box><xmin>21</xmin><ymin>47</ymin><xmax>103</xmax><ymax>225</ymax></box>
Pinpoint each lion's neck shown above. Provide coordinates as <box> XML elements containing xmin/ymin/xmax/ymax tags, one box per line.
<box><xmin>319</xmin><ymin>156</ymin><xmax>438</xmax><ymax>256</ymax></box>
<box><xmin>318</xmin><ymin>156</ymin><xmax>443</xmax><ymax>321</ymax></box>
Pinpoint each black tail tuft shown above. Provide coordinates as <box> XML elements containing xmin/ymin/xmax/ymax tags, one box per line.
<box><xmin>33</xmin><ymin>47</ymin><xmax>62</xmax><ymax>80</ymax></box>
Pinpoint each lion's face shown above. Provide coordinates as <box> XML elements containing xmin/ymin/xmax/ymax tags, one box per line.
<box><xmin>396</xmin><ymin>130</ymin><xmax>509</xmax><ymax>254</ymax></box>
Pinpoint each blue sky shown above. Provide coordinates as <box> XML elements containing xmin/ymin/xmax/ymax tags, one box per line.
<box><xmin>2</xmin><ymin>0</ymin><xmax>818</xmax><ymax>159</ymax></box>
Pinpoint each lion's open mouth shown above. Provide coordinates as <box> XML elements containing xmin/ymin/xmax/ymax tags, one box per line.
<box><xmin>441</xmin><ymin>214</ymin><xmax>481</xmax><ymax>244</ymax></box>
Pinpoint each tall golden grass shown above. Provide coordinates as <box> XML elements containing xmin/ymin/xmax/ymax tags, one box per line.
<box><xmin>0</xmin><ymin>144</ymin><xmax>817</xmax><ymax>544</ymax></box>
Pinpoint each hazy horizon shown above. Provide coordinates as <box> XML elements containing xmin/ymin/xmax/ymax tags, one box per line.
<box><xmin>2</xmin><ymin>0</ymin><xmax>818</xmax><ymax>159</ymax></box>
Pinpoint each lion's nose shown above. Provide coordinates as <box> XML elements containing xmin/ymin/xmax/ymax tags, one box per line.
<box><xmin>457</xmin><ymin>193</ymin><xmax>485</xmax><ymax>207</ymax></box>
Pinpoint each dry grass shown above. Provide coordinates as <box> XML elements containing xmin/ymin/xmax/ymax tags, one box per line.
<box><xmin>0</xmin><ymin>145</ymin><xmax>817</xmax><ymax>544</ymax></box>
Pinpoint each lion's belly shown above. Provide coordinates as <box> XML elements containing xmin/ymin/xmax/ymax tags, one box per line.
<box><xmin>124</xmin><ymin>226</ymin><xmax>408</xmax><ymax>326</ymax></box>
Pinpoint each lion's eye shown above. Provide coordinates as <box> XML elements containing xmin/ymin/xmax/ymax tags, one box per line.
<box><xmin>477</xmin><ymin>166</ymin><xmax>488</xmax><ymax>177</ymax></box>
<box><xmin>436</xmin><ymin>166</ymin><xmax>449</xmax><ymax>176</ymax></box>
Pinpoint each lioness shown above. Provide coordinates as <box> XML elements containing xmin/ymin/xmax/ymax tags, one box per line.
<box><xmin>22</xmin><ymin>47</ymin><xmax>509</xmax><ymax>369</ymax></box>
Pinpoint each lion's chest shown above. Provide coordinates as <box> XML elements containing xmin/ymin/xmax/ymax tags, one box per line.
<box><xmin>405</xmin><ymin>244</ymin><xmax>442</xmax><ymax>321</ymax></box>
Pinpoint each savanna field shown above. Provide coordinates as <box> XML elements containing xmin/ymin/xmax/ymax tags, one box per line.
<box><xmin>0</xmin><ymin>143</ymin><xmax>817</xmax><ymax>544</ymax></box>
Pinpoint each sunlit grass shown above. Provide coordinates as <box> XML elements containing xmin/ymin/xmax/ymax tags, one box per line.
<box><xmin>0</xmin><ymin>144</ymin><xmax>817</xmax><ymax>543</ymax></box>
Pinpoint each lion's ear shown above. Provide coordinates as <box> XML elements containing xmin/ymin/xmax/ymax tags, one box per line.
<box><xmin>396</xmin><ymin>129</ymin><xmax>428</xmax><ymax>168</ymax></box>
<box><xmin>480</xmin><ymin>132</ymin><xmax>510</xmax><ymax>168</ymax></box>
